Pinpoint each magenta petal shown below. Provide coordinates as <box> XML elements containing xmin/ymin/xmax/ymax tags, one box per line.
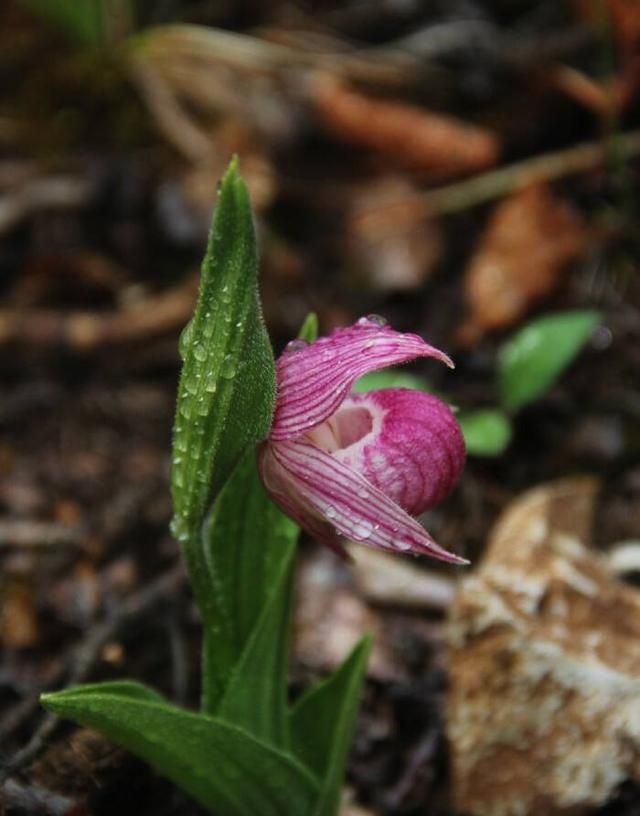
<box><xmin>334</xmin><ymin>389</ymin><xmax>466</xmax><ymax>516</ymax></box>
<box><xmin>270</xmin><ymin>319</ymin><xmax>453</xmax><ymax>441</ymax></box>
<box><xmin>257</xmin><ymin>442</ymin><xmax>349</xmax><ymax>558</ymax></box>
<box><xmin>261</xmin><ymin>438</ymin><xmax>467</xmax><ymax>563</ymax></box>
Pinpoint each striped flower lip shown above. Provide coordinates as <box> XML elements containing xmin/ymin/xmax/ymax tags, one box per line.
<box><xmin>258</xmin><ymin>316</ymin><xmax>467</xmax><ymax>563</ymax></box>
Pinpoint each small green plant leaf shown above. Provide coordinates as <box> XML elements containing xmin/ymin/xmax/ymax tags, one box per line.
<box><xmin>498</xmin><ymin>310</ymin><xmax>600</xmax><ymax>411</ymax></box>
<box><xmin>459</xmin><ymin>409</ymin><xmax>512</xmax><ymax>456</ymax></box>
<box><xmin>17</xmin><ymin>0</ymin><xmax>130</xmax><ymax>46</ymax></box>
<box><xmin>353</xmin><ymin>368</ymin><xmax>431</xmax><ymax>393</ymax></box>
<box><xmin>42</xmin><ymin>682</ymin><xmax>319</xmax><ymax>816</ymax></box>
<box><xmin>171</xmin><ymin>160</ymin><xmax>276</xmax><ymax>565</ymax></box>
<box><xmin>289</xmin><ymin>637</ymin><xmax>371</xmax><ymax>816</ymax></box>
<box><xmin>200</xmin><ymin>450</ymin><xmax>298</xmax><ymax>732</ymax></box>
<box><xmin>298</xmin><ymin>312</ymin><xmax>319</xmax><ymax>343</ymax></box>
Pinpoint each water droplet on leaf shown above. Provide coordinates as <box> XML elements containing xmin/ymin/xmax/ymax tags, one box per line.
<box><xmin>178</xmin><ymin>320</ymin><xmax>194</xmax><ymax>359</ymax></box>
<box><xmin>220</xmin><ymin>354</ymin><xmax>236</xmax><ymax>379</ymax></box>
<box><xmin>193</xmin><ymin>344</ymin><xmax>207</xmax><ymax>362</ymax></box>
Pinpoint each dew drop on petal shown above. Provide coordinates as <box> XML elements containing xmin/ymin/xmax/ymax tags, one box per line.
<box><xmin>285</xmin><ymin>338</ymin><xmax>309</xmax><ymax>353</ymax></box>
<box><xmin>395</xmin><ymin>540</ymin><xmax>412</xmax><ymax>551</ymax></box>
<box><xmin>352</xmin><ymin>520</ymin><xmax>373</xmax><ymax>540</ymax></box>
<box><xmin>357</xmin><ymin>485</ymin><xmax>369</xmax><ymax>499</ymax></box>
<box><xmin>358</xmin><ymin>314</ymin><xmax>387</xmax><ymax>327</ymax></box>
<box><xmin>325</xmin><ymin>505</ymin><xmax>337</xmax><ymax>519</ymax></box>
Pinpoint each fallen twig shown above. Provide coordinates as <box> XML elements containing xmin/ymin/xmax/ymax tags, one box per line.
<box><xmin>0</xmin><ymin>519</ymin><xmax>84</xmax><ymax>549</ymax></box>
<box><xmin>0</xmin><ymin>272</ymin><xmax>200</xmax><ymax>351</ymax></box>
<box><xmin>422</xmin><ymin>129</ymin><xmax>640</xmax><ymax>216</ymax></box>
<box><xmin>0</xmin><ymin>175</ymin><xmax>91</xmax><ymax>235</ymax></box>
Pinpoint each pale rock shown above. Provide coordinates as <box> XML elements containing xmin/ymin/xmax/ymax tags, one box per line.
<box><xmin>446</xmin><ymin>477</ymin><xmax>640</xmax><ymax>816</ymax></box>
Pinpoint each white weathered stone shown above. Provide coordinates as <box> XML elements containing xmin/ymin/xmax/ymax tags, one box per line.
<box><xmin>446</xmin><ymin>478</ymin><xmax>640</xmax><ymax>816</ymax></box>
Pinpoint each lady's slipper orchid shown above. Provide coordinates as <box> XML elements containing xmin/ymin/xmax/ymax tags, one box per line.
<box><xmin>258</xmin><ymin>317</ymin><xmax>467</xmax><ymax>563</ymax></box>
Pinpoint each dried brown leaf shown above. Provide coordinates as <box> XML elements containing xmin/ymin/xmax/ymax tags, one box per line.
<box><xmin>459</xmin><ymin>184</ymin><xmax>586</xmax><ymax>342</ymax></box>
<box><xmin>313</xmin><ymin>74</ymin><xmax>499</xmax><ymax>177</ymax></box>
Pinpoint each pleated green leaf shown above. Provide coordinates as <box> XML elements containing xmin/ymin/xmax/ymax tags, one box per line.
<box><xmin>171</xmin><ymin>160</ymin><xmax>276</xmax><ymax>594</ymax></box>
<box><xmin>290</xmin><ymin>637</ymin><xmax>371</xmax><ymax>816</ymax></box>
<box><xmin>42</xmin><ymin>682</ymin><xmax>319</xmax><ymax>816</ymax></box>
<box><xmin>200</xmin><ymin>450</ymin><xmax>298</xmax><ymax>733</ymax></box>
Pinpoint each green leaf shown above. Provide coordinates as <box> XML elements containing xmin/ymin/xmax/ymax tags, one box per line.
<box><xmin>171</xmin><ymin>159</ymin><xmax>276</xmax><ymax>561</ymax></box>
<box><xmin>298</xmin><ymin>312</ymin><xmax>319</xmax><ymax>343</ymax></box>
<box><xmin>199</xmin><ymin>451</ymin><xmax>299</xmax><ymax>730</ymax></box>
<box><xmin>459</xmin><ymin>409</ymin><xmax>512</xmax><ymax>457</ymax></box>
<box><xmin>42</xmin><ymin>682</ymin><xmax>319</xmax><ymax>816</ymax></box>
<box><xmin>17</xmin><ymin>0</ymin><xmax>131</xmax><ymax>46</ymax></box>
<box><xmin>290</xmin><ymin>637</ymin><xmax>371</xmax><ymax>816</ymax></box>
<box><xmin>498</xmin><ymin>310</ymin><xmax>600</xmax><ymax>412</ymax></box>
<box><xmin>215</xmin><ymin>554</ymin><xmax>294</xmax><ymax>746</ymax></box>
<box><xmin>353</xmin><ymin>368</ymin><xmax>432</xmax><ymax>393</ymax></box>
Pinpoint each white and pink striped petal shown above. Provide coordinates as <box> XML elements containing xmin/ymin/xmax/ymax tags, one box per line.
<box><xmin>258</xmin><ymin>438</ymin><xmax>467</xmax><ymax>564</ymax></box>
<box><xmin>330</xmin><ymin>388</ymin><xmax>465</xmax><ymax>516</ymax></box>
<box><xmin>270</xmin><ymin>317</ymin><xmax>452</xmax><ymax>442</ymax></box>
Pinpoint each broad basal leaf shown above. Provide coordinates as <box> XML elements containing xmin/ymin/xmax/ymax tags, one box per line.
<box><xmin>498</xmin><ymin>310</ymin><xmax>600</xmax><ymax>411</ymax></box>
<box><xmin>290</xmin><ymin>637</ymin><xmax>371</xmax><ymax>816</ymax></box>
<box><xmin>42</xmin><ymin>682</ymin><xmax>319</xmax><ymax>816</ymax></box>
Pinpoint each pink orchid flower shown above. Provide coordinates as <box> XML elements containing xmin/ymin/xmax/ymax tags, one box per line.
<box><xmin>258</xmin><ymin>316</ymin><xmax>467</xmax><ymax>563</ymax></box>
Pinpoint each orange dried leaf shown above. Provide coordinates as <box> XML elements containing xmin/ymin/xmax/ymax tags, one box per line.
<box><xmin>460</xmin><ymin>184</ymin><xmax>586</xmax><ymax>341</ymax></box>
<box><xmin>0</xmin><ymin>582</ymin><xmax>38</xmax><ymax>649</ymax></box>
<box><xmin>312</xmin><ymin>74</ymin><xmax>499</xmax><ymax>177</ymax></box>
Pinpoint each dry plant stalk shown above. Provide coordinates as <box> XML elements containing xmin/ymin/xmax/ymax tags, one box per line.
<box><xmin>0</xmin><ymin>273</ymin><xmax>200</xmax><ymax>352</ymax></box>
